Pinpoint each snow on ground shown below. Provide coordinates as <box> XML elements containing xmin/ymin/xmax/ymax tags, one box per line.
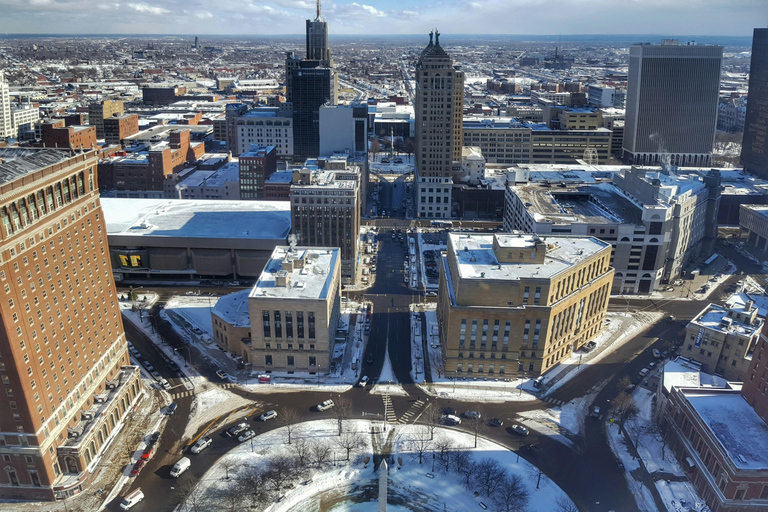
<box><xmin>372</xmin><ymin>347</ymin><xmax>408</xmax><ymax>396</ymax></box>
<box><xmin>184</xmin><ymin>385</ymin><xmax>253</xmax><ymax>439</ymax></box>
<box><xmin>182</xmin><ymin>419</ymin><xmax>576</xmax><ymax>512</ymax></box>
<box><xmin>607</xmin><ymin>387</ymin><xmax>708</xmax><ymax>512</ymax></box>
<box><xmin>518</xmin><ymin>395</ymin><xmax>585</xmax><ymax>443</ymax></box>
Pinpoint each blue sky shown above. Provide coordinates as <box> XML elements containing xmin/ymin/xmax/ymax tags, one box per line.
<box><xmin>0</xmin><ymin>0</ymin><xmax>764</xmax><ymax>36</ymax></box>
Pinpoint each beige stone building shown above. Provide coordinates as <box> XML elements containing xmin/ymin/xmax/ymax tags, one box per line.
<box><xmin>437</xmin><ymin>232</ymin><xmax>614</xmax><ymax>377</ymax></box>
<box><xmin>212</xmin><ymin>245</ymin><xmax>341</xmax><ymax>373</ymax></box>
<box><xmin>681</xmin><ymin>300</ymin><xmax>762</xmax><ymax>381</ymax></box>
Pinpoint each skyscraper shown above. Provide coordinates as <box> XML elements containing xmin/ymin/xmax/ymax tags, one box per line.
<box><xmin>623</xmin><ymin>40</ymin><xmax>722</xmax><ymax>167</ymax></box>
<box><xmin>414</xmin><ymin>31</ymin><xmax>464</xmax><ymax>219</ymax></box>
<box><xmin>0</xmin><ymin>71</ymin><xmax>13</xmax><ymax>139</ymax></box>
<box><xmin>0</xmin><ymin>148</ymin><xmax>141</xmax><ymax>500</ymax></box>
<box><xmin>741</xmin><ymin>28</ymin><xmax>768</xmax><ymax>179</ymax></box>
<box><xmin>306</xmin><ymin>0</ymin><xmax>332</xmax><ymax>67</ymax></box>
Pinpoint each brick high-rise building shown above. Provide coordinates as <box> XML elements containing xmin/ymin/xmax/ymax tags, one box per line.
<box><xmin>239</xmin><ymin>144</ymin><xmax>277</xmax><ymax>200</ymax></box>
<box><xmin>103</xmin><ymin>113</ymin><xmax>139</xmax><ymax>146</ymax></box>
<box><xmin>87</xmin><ymin>100</ymin><xmax>124</xmax><ymax>139</ymax></box>
<box><xmin>741</xmin><ymin>28</ymin><xmax>768</xmax><ymax>179</ymax></box>
<box><xmin>742</xmin><ymin>321</ymin><xmax>768</xmax><ymax>424</ymax></box>
<box><xmin>414</xmin><ymin>31</ymin><xmax>464</xmax><ymax>219</ymax></box>
<box><xmin>0</xmin><ymin>148</ymin><xmax>141</xmax><ymax>500</ymax></box>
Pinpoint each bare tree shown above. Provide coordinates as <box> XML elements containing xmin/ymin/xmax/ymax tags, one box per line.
<box><xmin>310</xmin><ymin>439</ymin><xmax>332</xmax><ymax>467</ymax></box>
<box><xmin>527</xmin><ymin>458</ymin><xmax>546</xmax><ymax>490</ymax></box>
<box><xmin>474</xmin><ymin>457</ymin><xmax>506</xmax><ymax>497</ymax></box>
<box><xmin>434</xmin><ymin>434</ymin><xmax>456</xmax><ymax>472</ymax></box>
<box><xmin>290</xmin><ymin>438</ymin><xmax>311</xmax><ymax>467</ymax></box>
<box><xmin>333</xmin><ymin>396</ymin><xmax>353</xmax><ymax>436</ymax></box>
<box><xmin>555</xmin><ymin>495</ymin><xmax>580</xmax><ymax>512</ymax></box>
<box><xmin>220</xmin><ymin>459</ymin><xmax>235</xmax><ymax>481</ymax></box>
<box><xmin>424</xmin><ymin>404</ymin><xmax>443</xmax><ymax>441</ymax></box>
<box><xmin>217</xmin><ymin>484</ymin><xmax>243</xmax><ymax>512</ymax></box>
<box><xmin>467</xmin><ymin>413</ymin><xmax>487</xmax><ymax>449</ymax></box>
<box><xmin>429</xmin><ymin>351</ymin><xmax>445</xmax><ymax>378</ymax></box>
<box><xmin>617</xmin><ymin>376</ymin><xmax>632</xmax><ymax>394</ymax></box>
<box><xmin>492</xmin><ymin>473</ymin><xmax>529</xmax><ymax>512</ymax></box>
<box><xmin>407</xmin><ymin>428</ymin><xmax>433</xmax><ymax>464</ymax></box>
<box><xmin>280</xmin><ymin>407</ymin><xmax>302</xmax><ymax>445</ymax></box>
<box><xmin>172</xmin><ymin>477</ymin><xmax>202</xmax><ymax>512</ymax></box>
<box><xmin>237</xmin><ymin>468</ymin><xmax>269</xmax><ymax>509</ymax></box>
<box><xmin>454</xmin><ymin>451</ymin><xmax>475</xmax><ymax>488</ymax></box>
<box><xmin>611</xmin><ymin>392</ymin><xmax>639</xmax><ymax>433</ymax></box>
<box><xmin>371</xmin><ymin>139</ymin><xmax>381</xmax><ymax>159</ymax></box>
<box><xmin>264</xmin><ymin>455</ymin><xmax>297</xmax><ymax>493</ymax></box>
<box><xmin>336</xmin><ymin>428</ymin><xmax>365</xmax><ymax>461</ymax></box>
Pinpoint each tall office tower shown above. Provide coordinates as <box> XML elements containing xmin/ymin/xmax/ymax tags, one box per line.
<box><xmin>741</xmin><ymin>28</ymin><xmax>768</xmax><ymax>179</ymax></box>
<box><xmin>291</xmin><ymin>64</ymin><xmax>337</xmax><ymax>160</ymax></box>
<box><xmin>623</xmin><ymin>40</ymin><xmax>722</xmax><ymax>167</ymax></box>
<box><xmin>87</xmin><ymin>100</ymin><xmax>124</xmax><ymax>140</ymax></box>
<box><xmin>306</xmin><ymin>0</ymin><xmax>332</xmax><ymax>67</ymax></box>
<box><xmin>0</xmin><ymin>148</ymin><xmax>141</xmax><ymax>500</ymax></box>
<box><xmin>414</xmin><ymin>31</ymin><xmax>464</xmax><ymax>219</ymax></box>
<box><xmin>0</xmin><ymin>71</ymin><xmax>13</xmax><ymax>139</ymax></box>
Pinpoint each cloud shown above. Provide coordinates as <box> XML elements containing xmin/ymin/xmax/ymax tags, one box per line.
<box><xmin>127</xmin><ymin>3</ymin><xmax>170</xmax><ymax>15</ymax></box>
<box><xmin>195</xmin><ymin>11</ymin><xmax>214</xmax><ymax>19</ymax></box>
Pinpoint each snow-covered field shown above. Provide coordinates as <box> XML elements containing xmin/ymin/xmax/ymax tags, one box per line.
<box><xmin>180</xmin><ymin>419</ymin><xmax>577</xmax><ymax>512</ymax></box>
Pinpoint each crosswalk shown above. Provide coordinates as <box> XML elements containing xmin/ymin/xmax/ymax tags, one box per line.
<box><xmin>171</xmin><ymin>383</ymin><xmax>237</xmax><ymax>400</ymax></box>
<box><xmin>397</xmin><ymin>399</ymin><xmax>426</xmax><ymax>424</ymax></box>
<box><xmin>382</xmin><ymin>395</ymin><xmax>397</xmax><ymax>423</ymax></box>
<box><xmin>540</xmin><ymin>396</ymin><xmax>565</xmax><ymax>407</ymax></box>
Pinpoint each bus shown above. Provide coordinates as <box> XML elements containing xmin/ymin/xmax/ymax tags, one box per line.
<box><xmin>430</xmin><ymin>220</ymin><xmax>454</xmax><ymax>228</ymax></box>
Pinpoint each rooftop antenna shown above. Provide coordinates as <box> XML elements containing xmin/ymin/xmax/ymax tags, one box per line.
<box><xmin>315</xmin><ymin>0</ymin><xmax>322</xmax><ymax>21</ymax></box>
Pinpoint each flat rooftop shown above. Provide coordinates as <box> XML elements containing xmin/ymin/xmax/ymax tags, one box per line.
<box><xmin>690</xmin><ymin>304</ymin><xmax>761</xmax><ymax>337</ymax></box>
<box><xmin>251</xmin><ymin>246</ymin><xmax>339</xmax><ymax>300</ymax></box>
<box><xmin>212</xmin><ymin>289</ymin><xmax>250</xmax><ymax>327</ymax></box>
<box><xmin>101</xmin><ymin>198</ymin><xmax>291</xmax><ymax>240</ymax></box>
<box><xmin>511</xmin><ymin>182</ymin><xmax>642</xmax><ymax>225</ymax></box>
<box><xmin>741</xmin><ymin>205</ymin><xmax>768</xmax><ymax>220</ymax></box>
<box><xmin>0</xmin><ymin>148</ymin><xmax>74</xmax><ymax>185</ymax></box>
<box><xmin>685</xmin><ymin>391</ymin><xmax>768</xmax><ymax>470</ymax></box>
<box><xmin>177</xmin><ymin>161</ymin><xmax>240</xmax><ymax>189</ymax></box>
<box><xmin>661</xmin><ymin>357</ymin><xmax>730</xmax><ymax>394</ymax></box>
<box><xmin>448</xmin><ymin>232</ymin><xmax>609</xmax><ymax>281</ymax></box>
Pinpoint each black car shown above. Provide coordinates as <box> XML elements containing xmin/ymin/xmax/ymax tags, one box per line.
<box><xmin>366</xmin><ymin>353</ymin><xmax>374</xmax><ymax>364</ymax></box>
<box><xmin>148</xmin><ymin>431</ymin><xmax>160</xmax><ymax>445</ymax></box>
<box><xmin>441</xmin><ymin>407</ymin><xmax>457</xmax><ymax>416</ymax></box>
<box><xmin>487</xmin><ymin>418</ymin><xmax>503</xmax><ymax>427</ymax></box>
<box><xmin>524</xmin><ymin>444</ymin><xmax>542</xmax><ymax>456</ymax></box>
<box><xmin>168</xmin><ymin>362</ymin><xmax>180</xmax><ymax>372</ymax></box>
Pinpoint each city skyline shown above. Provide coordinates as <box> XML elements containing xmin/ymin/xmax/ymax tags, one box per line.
<box><xmin>0</xmin><ymin>0</ymin><xmax>764</xmax><ymax>37</ymax></box>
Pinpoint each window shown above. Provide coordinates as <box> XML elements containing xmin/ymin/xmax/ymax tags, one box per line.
<box><xmin>287</xmin><ymin>356</ymin><xmax>294</xmax><ymax>366</ymax></box>
<box><xmin>262</xmin><ymin>310</ymin><xmax>271</xmax><ymax>338</ymax></box>
<box><xmin>309</xmin><ymin>356</ymin><xmax>316</xmax><ymax>367</ymax></box>
<box><xmin>308</xmin><ymin>312</ymin><xmax>315</xmax><ymax>339</ymax></box>
<box><xmin>274</xmin><ymin>311</ymin><xmax>282</xmax><ymax>338</ymax></box>
<box><xmin>734</xmin><ymin>489</ymin><xmax>745</xmax><ymax>500</ymax></box>
<box><xmin>285</xmin><ymin>312</ymin><xmax>293</xmax><ymax>338</ymax></box>
<box><xmin>265</xmin><ymin>355</ymin><xmax>273</xmax><ymax>365</ymax></box>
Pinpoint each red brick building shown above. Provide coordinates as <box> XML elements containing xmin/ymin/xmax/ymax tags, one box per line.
<box><xmin>103</xmin><ymin>113</ymin><xmax>139</xmax><ymax>146</ymax></box>
<box><xmin>263</xmin><ymin>170</ymin><xmax>293</xmax><ymax>200</ymax></box>
<box><xmin>742</xmin><ymin>325</ymin><xmax>768</xmax><ymax>424</ymax></box>
<box><xmin>238</xmin><ymin>144</ymin><xmax>277</xmax><ymax>199</ymax></box>
<box><xmin>0</xmin><ymin>148</ymin><xmax>141</xmax><ymax>500</ymax></box>
<box><xmin>40</xmin><ymin>121</ymin><xmax>97</xmax><ymax>151</ymax></box>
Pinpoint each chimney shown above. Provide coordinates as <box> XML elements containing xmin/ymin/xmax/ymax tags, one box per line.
<box><xmin>746</xmin><ymin>300</ymin><xmax>755</xmax><ymax>311</ymax></box>
<box><xmin>275</xmin><ymin>270</ymin><xmax>291</xmax><ymax>287</ymax></box>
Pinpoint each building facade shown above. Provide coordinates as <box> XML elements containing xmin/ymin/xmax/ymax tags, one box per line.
<box><xmin>211</xmin><ymin>246</ymin><xmax>341</xmax><ymax>372</ymax></box>
<box><xmin>437</xmin><ymin>233</ymin><xmax>614</xmax><ymax>378</ymax></box>
<box><xmin>239</xmin><ymin>145</ymin><xmax>277</xmax><ymax>200</ymax></box>
<box><xmin>87</xmin><ymin>100</ymin><xmax>124</xmax><ymax>139</ymax></box>
<box><xmin>414</xmin><ymin>31</ymin><xmax>464</xmax><ymax>219</ymax></box>
<box><xmin>742</xmin><ymin>324</ymin><xmax>768</xmax><ymax>424</ymax></box>
<box><xmin>235</xmin><ymin>108</ymin><xmax>293</xmax><ymax>158</ymax></box>
<box><xmin>0</xmin><ymin>148</ymin><xmax>141</xmax><ymax>501</ymax></box>
<box><xmin>40</xmin><ymin>121</ymin><xmax>97</xmax><ymax>151</ymax></box>
<box><xmin>741</xmin><ymin>28</ymin><xmax>768</xmax><ymax>179</ymax></box>
<box><xmin>623</xmin><ymin>41</ymin><xmax>723</xmax><ymax>167</ymax></box>
<box><xmin>462</xmin><ymin>117</ymin><xmax>532</xmax><ymax>165</ymax></box>
<box><xmin>103</xmin><ymin>114</ymin><xmax>139</xmax><ymax>146</ymax></box>
<box><xmin>291</xmin><ymin>65</ymin><xmax>337</xmax><ymax>161</ymax></box>
<box><xmin>0</xmin><ymin>71</ymin><xmax>11</xmax><ymax>139</ymax></box>
<box><xmin>289</xmin><ymin>165</ymin><xmax>360</xmax><ymax>282</ymax></box>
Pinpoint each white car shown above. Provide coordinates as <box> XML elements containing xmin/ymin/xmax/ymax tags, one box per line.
<box><xmin>190</xmin><ymin>436</ymin><xmax>212</xmax><ymax>454</ymax></box>
<box><xmin>357</xmin><ymin>376</ymin><xmax>369</xmax><ymax>387</ymax></box>
<box><xmin>158</xmin><ymin>378</ymin><xmax>171</xmax><ymax>390</ymax></box>
<box><xmin>238</xmin><ymin>430</ymin><xmax>256</xmax><ymax>443</ymax></box>
<box><xmin>259</xmin><ymin>410</ymin><xmax>278</xmax><ymax>422</ymax></box>
<box><xmin>317</xmin><ymin>400</ymin><xmax>335</xmax><ymax>411</ymax></box>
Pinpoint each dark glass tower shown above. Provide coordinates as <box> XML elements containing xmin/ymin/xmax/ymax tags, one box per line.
<box><xmin>741</xmin><ymin>28</ymin><xmax>768</xmax><ymax>178</ymax></box>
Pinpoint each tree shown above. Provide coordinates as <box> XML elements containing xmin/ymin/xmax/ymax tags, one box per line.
<box><xmin>220</xmin><ymin>459</ymin><xmax>235</xmax><ymax>481</ymax></box>
<box><xmin>554</xmin><ymin>495</ymin><xmax>579</xmax><ymax>512</ymax></box>
<box><xmin>407</xmin><ymin>428</ymin><xmax>433</xmax><ymax>464</ymax></box>
<box><xmin>492</xmin><ymin>473</ymin><xmax>529</xmax><ymax>512</ymax></box>
<box><xmin>310</xmin><ymin>439</ymin><xmax>332</xmax><ymax>467</ymax></box>
<box><xmin>336</xmin><ymin>428</ymin><xmax>364</xmax><ymax>461</ymax></box>
<box><xmin>280</xmin><ymin>407</ymin><xmax>302</xmax><ymax>445</ymax></box>
<box><xmin>474</xmin><ymin>457</ymin><xmax>506</xmax><ymax>497</ymax></box>
<box><xmin>290</xmin><ymin>438</ymin><xmax>311</xmax><ymax>467</ymax></box>
<box><xmin>611</xmin><ymin>392</ymin><xmax>639</xmax><ymax>433</ymax></box>
<box><xmin>429</xmin><ymin>351</ymin><xmax>445</xmax><ymax>379</ymax></box>
<box><xmin>217</xmin><ymin>484</ymin><xmax>242</xmax><ymax>512</ymax></box>
<box><xmin>404</xmin><ymin>138</ymin><xmax>415</xmax><ymax>161</ymax></box>
<box><xmin>264</xmin><ymin>455</ymin><xmax>297</xmax><ymax>493</ymax></box>
<box><xmin>424</xmin><ymin>404</ymin><xmax>443</xmax><ymax>441</ymax></box>
<box><xmin>371</xmin><ymin>139</ymin><xmax>381</xmax><ymax>159</ymax></box>
<box><xmin>434</xmin><ymin>435</ymin><xmax>456</xmax><ymax>472</ymax></box>
<box><xmin>454</xmin><ymin>451</ymin><xmax>475</xmax><ymax>488</ymax></box>
<box><xmin>129</xmin><ymin>286</ymin><xmax>138</xmax><ymax>302</ymax></box>
<box><xmin>467</xmin><ymin>413</ymin><xmax>487</xmax><ymax>449</ymax></box>
<box><xmin>617</xmin><ymin>376</ymin><xmax>632</xmax><ymax>394</ymax></box>
<box><xmin>237</xmin><ymin>468</ymin><xmax>269</xmax><ymax>509</ymax></box>
<box><xmin>333</xmin><ymin>396</ymin><xmax>353</xmax><ymax>436</ymax></box>
<box><xmin>172</xmin><ymin>477</ymin><xmax>202</xmax><ymax>512</ymax></box>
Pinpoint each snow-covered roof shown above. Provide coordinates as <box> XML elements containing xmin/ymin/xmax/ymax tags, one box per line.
<box><xmin>725</xmin><ymin>292</ymin><xmax>768</xmax><ymax>318</ymax></box>
<box><xmin>661</xmin><ymin>357</ymin><xmax>730</xmax><ymax>394</ymax></box>
<box><xmin>101</xmin><ymin>198</ymin><xmax>291</xmax><ymax>240</ymax></box>
<box><xmin>689</xmin><ymin>303</ymin><xmax>760</xmax><ymax>337</ymax></box>
<box><xmin>448</xmin><ymin>233</ymin><xmax>609</xmax><ymax>281</ymax></box>
<box><xmin>685</xmin><ymin>391</ymin><xmax>768</xmax><ymax>470</ymax></box>
<box><xmin>212</xmin><ymin>289</ymin><xmax>250</xmax><ymax>327</ymax></box>
<box><xmin>251</xmin><ymin>246</ymin><xmax>339</xmax><ymax>301</ymax></box>
<box><xmin>177</xmin><ymin>161</ymin><xmax>240</xmax><ymax>189</ymax></box>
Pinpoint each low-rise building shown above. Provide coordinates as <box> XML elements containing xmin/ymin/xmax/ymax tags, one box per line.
<box><xmin>234</xmin><ymin>107</ymin><xmax>293</xmax><ymax>157</ymax></box>
<box><xmin>682</xmin><ymin>301</ymin><xmax>762</xmax><ymax>381</ymax></box>
<box><xmin>174</xmin><ymin>160</ymin><xmax>241</xmax><ymax>200</ymax></box>
<box><xmin>437</xmin><ymin>232</ymin><xmax>614</xmax><ymax>377</ymax></box>
<box><xmin>11</xmin><ymin>104</ymin><xmax>40</xmax><ymax>140</ymax></box>
<box><xmin>211</xmin><ymin>245</ymin><xmax>341</xmax><ymax>372</ymax></box>
<box><xmin>739</xmin><ymin>205</ymin><xmax>768</xmax><ymax>257</ymax></box>
<box><xmin>40</xmin><ymin>120</ymin><xmax>97</xmax><ymax>150</ymax></box>
<box><xmin>264</xmin><ymin>170</ymin><xmax>294</xmax><ymax>200</ymax></box>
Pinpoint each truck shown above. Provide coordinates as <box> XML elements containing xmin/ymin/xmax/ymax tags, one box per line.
<box><xmin>170</xmin><ymin>457</ymin><xmax>191</xmax><ymax>478</ymax></box>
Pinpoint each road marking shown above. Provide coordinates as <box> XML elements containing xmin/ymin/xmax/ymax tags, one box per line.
<box><xmin>189</xmin><ymin>417</ymin><xmax>221</xmax><ymax>445</ymax></box>
<box><xmin>397</xmin><ymin>399</ymin><xmax>425</xmax><ymax>424</ymax></box>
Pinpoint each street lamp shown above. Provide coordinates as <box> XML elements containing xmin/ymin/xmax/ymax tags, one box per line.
<box><xmin>174</xmin><ymin>346</ymin><xmax>193</xmax><ymax>367</ymax></box>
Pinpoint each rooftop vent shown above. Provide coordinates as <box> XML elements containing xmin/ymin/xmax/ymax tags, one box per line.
<box><xmin>275</xmin><ymin>270</ymin><xmax>291</xmax><ymax>287</ymax></box>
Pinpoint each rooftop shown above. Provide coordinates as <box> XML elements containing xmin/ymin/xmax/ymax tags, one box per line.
<box><xmin>689</xmin><ymin>304</ymin><xmax>760</xmax><ymax>337</ymax></box>
<box><xmin>101</xmin><ymin>198</ymin><xmax>291</xmax><ymax>240</ymax></box>
<box><xmin>266</xmin><ymin>170</ymin><xmax>294</xmax><ymax>184</ymax></box>
<box><xmin>212</xmin><ymin>289</ymin><xmax>250</xmax><ymax>327</ymax></box>
<box><xmin>0</xmin><ymin>148</ymin><xmax>74</xmax><ymax>185</ymax></box>
<box><xmin>685</xmin><ymin>390</ymin><xmax>768</xmax><ymax>470</ymax></box>
<box><xmin>661</xmin><ymin>357</ymin><xmax>730</xmax><ymax>394</ymax></box>
<box><xmin>448</xmin><ymin>232</ymin><xmax>610</xmax><ymax>281</ymax></box>
<box><xmin>177</xmin><ymin>160</ymin><xmax>240</xmax><ymax>189</ymax></box>
<box><xmin>251</xmin><ymin>246</ymin><xmax>339</xmax><ymax>300</ymax></box>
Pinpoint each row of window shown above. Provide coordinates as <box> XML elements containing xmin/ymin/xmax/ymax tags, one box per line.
<box><xmin>262</xmin><ymin>310</ymin><xmax>315</xmax><ymax>339</ymax></box>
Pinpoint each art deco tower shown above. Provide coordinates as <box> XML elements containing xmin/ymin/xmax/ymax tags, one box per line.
<box><xmin>306</xmin><ymin>0</ymin><xmax>332</xmax><ymax>67</ymax></box>
<box><xmin>414</xmin><ymin>31</ymin><xmax>464</xmax><ymax>219</ymax></box>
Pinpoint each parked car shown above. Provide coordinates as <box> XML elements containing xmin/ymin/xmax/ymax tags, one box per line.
<box><xmin>238</xmin><ymin>430</ymin><xmax>256</xmax><ymax>443</ymax></box>
<box><xmin>119</xmin><ymin>488</ymin><xmax>145</xmax><ymax>510</ymax></box>
<box><xmin>652</xmin><ymin>349</ymin><xmax>661</xmax><ymax>358</ymax></box>
<box><xmin>158</xmin><ymin>378</ymin><xmax>171</xmax><ymax>390</ymax></box>
<box><xmin>190</xmin><ymin>437</ymin><xmax>212</xmax><ymax>454</ymax></box>
<box><xmin>142</xmin><ymin>361</ymin><xmax>154</xmax><ymax>372</ymax></box>
<box><xmin>487</xmin><ymin>418</ymin><xmax>504</xmax><ymax>427</ymax></box>
<box><xmin>510</xmin><ymin>424</ymin><xmax>530</xmax><ymax>436</ymax></box>
<box><xmin>639</xmin><ymin>368</ymin><xmax>650</xmax><ymax>377</ymax></box>
<box><xmin>215</xmin><ymin>370</ymin><xmax>227</xmax><ymax>380</ymax></box>
<box><xmin>524</xmin><ymin>444</ymin><xmax>542</xmax><ymax>457</ymax></box>
<box><xmin>317</xmin><ymin>400</ymin><xmax>335</xmax><ymax>412</ymax></box>
<box><xmin>140</xmin><ymin>446</ymin><xmax>153</xmax><ymax>460</ymax></box>
<box><xmin>442</xmin><ymin>414</ymin><xmax>462</xmax><ymax>426</ymax></box>
<box><xmin>148</xmin><ymin>431</ymin><xmax>160</xmax><ymax>445</ymax></box>
<box><xmin>591</xmin><ymin>406</ymin><xmax>602</xmax><ymax>418</ymax></box>
<box><xmin>259</xmin><ymin>410</ymin><xmax>278</xmax><ymax>422</ymax></box>
<box><xmin>130</xmin><ymin>459</ymin><xmax>145</xmax><ymax>476</ymax></box>
<box><xmin>170</xmin><ymin>457</ymin><xmax>191</xmax><ymax>478</ymax></box>
<box><xmin>463</xmin><ymin>411</ymin><xmax>481</xmax><ymax>420</ymax></box>
<box><xmin>165</xmin><ymin>403</ymin><xmax>178</xmax><ymax>415</ymax></box>
<box><xmin>357</xmin><ymin>376</ymin><xmax>369</xmax><ymax>387</ymax></box>
<box><xmin>227</xmin><ymin>422</ymin><xmax>249</xmax><ymax>437</ymax></box>
<box><xmin>168</xmin><ymin>362</ymin><xmax>181</xmax><ymax>372</ymax></box>
<box><xmin>441</xmin><ymin>407</ymin><xmax>457</xmax><ymax>416</ymax></box>
<box><xmin>366</xmin><ymin>353</ymin><xmax>374</xmax><ymax>364</ymax></box>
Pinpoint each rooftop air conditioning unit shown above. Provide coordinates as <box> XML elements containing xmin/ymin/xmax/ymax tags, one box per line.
<box><xmin>81</xmin><ymin>411</ymin><xmax>94</xmax><ymax>420</ymax></box>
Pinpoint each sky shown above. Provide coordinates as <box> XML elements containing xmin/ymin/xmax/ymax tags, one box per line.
<box><xmin>0</xmin><ymin>0</ymin><xmax>765</xmax><ymax>36</ymax></box>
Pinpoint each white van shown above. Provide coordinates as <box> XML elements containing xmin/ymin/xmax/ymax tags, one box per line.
<box><xmin>119</xmin><ymin>488</ymin><xmax>145</xmax><ymax>510</ymax></box>
<box><xmin>170</xmin><ymin>456</ymin><xmax>191</xmax><ymax>478</ymax></box>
